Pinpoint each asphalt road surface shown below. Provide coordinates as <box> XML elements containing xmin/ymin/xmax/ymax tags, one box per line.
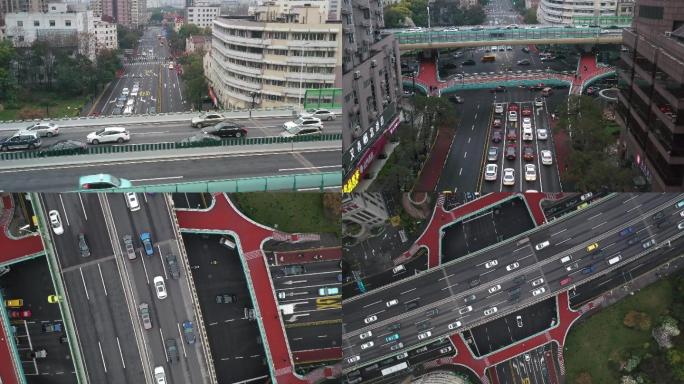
<box><xmin>342</xmin><ymin>193</ymin><xmax>684</xmax><ymax>370</ymax></box>
<box><xmin>0</xmin><ymin>147</ymin><xmax>341</xmax><ymax>191</ymax></box>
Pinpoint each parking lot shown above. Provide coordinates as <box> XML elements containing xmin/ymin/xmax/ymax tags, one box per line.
<box><xmin>492</xmin><ymin>342</ymin><xmax>561</xmax><ymax>384</ymax></box>
<box><xmin>479</xmin><ymin>97</ymin><xmax>560</xmax><ymax>192</ymax></box>
<box><xmin>441</xmin><ymin>196</ymin><xmax>535</xmax><ymax>264</ymax></box>
<box><xmin>1</xmin><ymin>257</ymin><xmax>75</xmax><ymax>384</ymax></box>
<box><xmin>463</xmin><ymin>296</ymin><xmax>557</xmax><ymax>357</ymax></box>
<box><xmin>183</xmin><ymin>233</ymin><xmax>268</xmax><ymax>383</ymax></box>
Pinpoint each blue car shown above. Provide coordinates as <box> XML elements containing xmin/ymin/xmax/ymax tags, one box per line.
<box><xmin>619</xmin><ymin>226</ymin><xmax>635</xmax><ymax>237</ymax></box>
<box><xmin>182</xmin><ymin>321</ymin><xmax>196</xmax><ymax>344</ymax></box>
<box><xmin>79</xmin><ymin>174</ymin><xmax>133</xmax><ymax>190</ymax></box>
<box><xmin>581</xmin><ymin>265</ymin><xmax>595</xmax><ymax>274</ymax></box>
<box><xmin>140</xmin><ymin>232</ymin><xmax>154</xmax><ymax>256</ymax></box>
<box><xmin>385</xmin><ymin>333</ymin><xmax>400</xmax><ymax>342</ymax></box>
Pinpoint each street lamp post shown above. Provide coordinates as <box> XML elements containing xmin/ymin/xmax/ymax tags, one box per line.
<box><xmin>250</xmin><ymin>91</ymin><xmax>259</xmax><ymax>118</ymax></box>
<box><xmin>426</xmin><ymin>7</ymin><xmax>431</xmax><ymax>30</ymax></box>
<box><xmin>411</xmin><ymin>71</ymin><xmax>416</xmax><ymax>131</ymax></box>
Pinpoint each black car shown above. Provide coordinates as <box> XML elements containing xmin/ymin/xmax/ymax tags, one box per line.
<box><xmin>215</xmin><ymin>293</ymin><xmax>237</xmax><ymax>304</ymax></box>
<box><xmin>78</xmin><ymin>233</ymin><xmax>91</xmax><ymax>258</ymax></box>
<box><xmin>39</xmin><ymin>140</ymin><xmax>88</xmax><ymax>157</ymax></box>
<box><xmin>165</xmin><ymin>254</ymin><xmax>180</xmax><ymax>279</ymax></box>
<box><xmin>517</xmin><ymin>59</ymin><xmax>531</xmax><ymax>66</ymax></box>
<box><xmin>0</xmin><ymin>133</ymin><xmax>41</xmax><ymax>151</ymax></box>
<box><xmin>202</xmin><ymin>121</ymin><xmax>247</xmax><ymax>138</ymax></box>
<box><xmin>165</xmin><ymin>339</ymin><xmax>179</xmax><ymax>362</ymax></box>
<box><xmin>461</xmin><ymin>59</ymin><xmax>476</xmax><ymax>66</ymax></box>
<box><xmin>490</xmin><ymin>86</ymin><xmax>506</xmax><ymax>93</ymax></box>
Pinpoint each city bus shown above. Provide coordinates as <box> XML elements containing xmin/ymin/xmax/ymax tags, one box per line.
<box><xmin>381</xmin><ymin>361</ymin><xmax>408</xmax><ymax>376</ymax></box>
<box><xmin>481</xmin><ymin>55</ymin><xmax>496</xmax><ymax>62</ymax></box>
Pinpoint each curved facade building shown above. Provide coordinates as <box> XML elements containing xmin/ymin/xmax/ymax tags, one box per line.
<box><xmin>537</xmin><ymin>0</ymin><xmax>618</xmax><ymax>25</ymax></box>
<box><xmin>205</xmin><ymin>4</ymin><xmax>342</xmax><ymax>109</ymax></box>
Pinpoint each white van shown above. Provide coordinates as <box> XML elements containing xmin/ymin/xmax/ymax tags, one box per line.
<box><xmin>154</xmin><ymin>366</ymin><xmax>166</xmax><ymax>384</ymax></box>
<box><xmin>607</xmin><ymin>255</ymin><xmax>622</xmax><ymax>265</ymax></box>
<box><xmin>560</xmin><ymin>255</ymin><xmax>572</xmax><ymax>263</ymax></box>
<box><xmin>392</xmin><ymin>265</ymin><xmax>406</xmax><ymax>274</ymax></box>
<box><xmin>523</xmin><ymin>127</ymin><xmax>533</xmax><ymax>141</ymax></box>
<box><xmin>219</xmin><ymin>236</ymin><xmax>236</xmax><ymax>249</ymax></box>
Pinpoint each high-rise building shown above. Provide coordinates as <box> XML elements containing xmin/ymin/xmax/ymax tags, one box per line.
<box><xmin>204</xmin><ymin>2</ymin><xmax>341</xmax><ymax>109</ymax></box>
<box><xmin>537</xmin><ymin>0</ymin><xmax>623</xmax><ymax>25</ymax></box>
<box><xmin>93</xmin><ymin>0</ymin><xmax>145</xmax><ymax>27</ymax></box>
<box><xmin>130</xmin><ymin>0</ymin><xmax>146</xmax><ymax>27</ymax></box>
<box><xmin>186</xmin><ymin>5</ymin><xmax>219</xmax><ymax>28</ymax></box>
<box><xmin>341</xmin><ymin>193</ymin><xmax>388</xmax><ymax>238</ymax></box>
<box><xmin>616</xmin><ymin>0</ymin><xmax>684</xmax><ymax>190</ymax></box>
<box><xmin>341</xmin><ymin>0</ymin><xmax>402</xmax><ymax>192</ymax></box>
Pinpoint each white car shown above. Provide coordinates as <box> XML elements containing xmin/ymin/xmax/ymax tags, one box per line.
<box><xmin>86</xmin><ymin>127</ymin><xmax>130</xmax><ymax>145</ymax></box>
<box><xmin>277</xmin><ymin>291</ymin><xmax>286</xmax><ymax>299</ymax></box>
<box><xmin>360</xmin><ymin>341</ymin><xmax>374</xmax><ymax>350</ymax></box>
<box><xmin>458</xmin><ymin>305</ymin><xmax>472</xmax><ymax>315</ymax></box>
<box><xmin>485</xmin><ymin>259</ymin><xmax>498</xmax><ymax>268</ymax></box>
<box><xmin>299</xmin><ymin>109</ymin><xmax>335</xmax><ymax>121</ymax></box>
<box><xmin>125</xmin><ymin>192</ymin><xmax>140</xmax><ymax>211</ymax></box>
<box><xmin>537</xmin><ymin>128</ymin><xmax>548</xmax><ymax>140</ymax></box>
<box><xmin>123</xmin><ymin>105</ymin><xmax>134</xmax><ymax>115</ymax></box>
<box><xmin>531</xmin><ymin>277</ymin><xmax>545</xmax><ymax>286</ymax></box>
<box><xmin>168</xmin><ymin>63</ymin><xmax>174</xmax><ymax>69</ymax></box>
<box><xmin>532</xmin><ymin>287</ymin><xmax>546</xmax><ymax>296</ymax></box>
<box><xmin>448</xmin><ymin>321</ymin><xmax>462</xmax><ymax>330</ymax></box>
<box><xmin>484</xmin><ymin>164</ymin><xmax>498</xmax><ymax>181</ymax></box>
<box><xmin>534</xmin><ymin>98</ymin><xmax>544</xmax><ymax>107</ymax></box>
<box><xmin>364</xmin><ymin>315</ymin><xmax>377</xmax><ymax>324</ymax></box>
<box><xmin>443</xmin><ymin>27</ymin><xmax>459</xmax><ymax>32</ymax></box>
<box><xmin>506</xmin><ymin>262</ymin><xmax>520</xmax><ymax>271</ymax></box>
<box><xmin>535</xmin><ymin>240</ymin><xmax>550</xmax><ymax>250</ymax></box>
<box><xmin>503</xmin><ymin>168</ymin><xmax>515</xmax><ymax>186</ymax></box>
<box><xmin>23</xmin><ymin>122</ymin><xmax>60</xmax><ymax>137</ymax></box>
<box><xmin>130</xmin><ymin>88</ymin><xmax>138</xmax><ymax>97</ymax></box>
<box><xmin>153</xmin><ymin>276</ymin><xmax>167</xmax><ymax>300</ymax></box>
<box><xmin>359</xmin><ymin>331</ymin><xmax>372</xmax><ymax>339</ymax></box>
<box><xmin>522</xmin><ymin>128</ymin><xmax>533</xmax><ymax>141</ymax></box>
<box><xmin>126</xmin><ymin>98</ymin><xmax>135</xmax><ymax>107</ymax></box>
<box><xmin>494</xmin><ymin>104</ymin><xmax>504</xmax><ymax>114</ymax></box>
<box><xmin>508</xmin><ymin>111</ymin><xmax>518</xmax><ymax>122</ymax></box>
<box><xmin>283</xmin><ymin>116</ymin><xmax>323</xmax><ymax>131</ymax></box>
<box><xmin>386</xmin><ymin>299</ymin><xmax>399</xmax><ymax>307</ymax></box>
<box><xmin>440</xmin><ymin>346</ymin><xmax>453</xmax><ymax>354</ymax></box>
<box><xmin>522</xmin><ymin>117</ymin><xmax>532</xmax><ymax>129</ymax></box>
<box><xmin>484</xmin><ymin>307</ymin><xmax>498</xmax><ymax>316</ymax></box>
<box><xmin>48</xmin><ymin>210</ymin><xmax>64</xmax><ymax>235</ymax></box>
<box><xmin>122</xmin><ymin>87</ymin><xmax>130</xmax><ymax>96</ymax></box>
<box><xmin>347</xmin><ymin>355</ymin><xmax>360</xmax><ymax>364</ymax></box>
<box><xmin>525</xmin><ymin>164</ymin><xmax>537</xmax><ymax>181</ymax></box>
<box><xmin>488</xmin><ymin>284</ymin><xmax>501</xmax><ymax>293</ymax></box>
<box><xmin>154</xmin><ymin>366</ymin><xmax>166</xmax><ymax>384</ymax></box>
<box><xmin>417</xmin><ymin>331</ymin><xmax>432</xmax><ymax>340</ymax></box>
<box><xmin>541</xmin><ymin>150</ymin><xmax>553</xmax><ymax>165</ymax></box>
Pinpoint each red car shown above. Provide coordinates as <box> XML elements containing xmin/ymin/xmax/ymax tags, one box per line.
<box><xmin>9</xmin><ymin>309</ymin><xmax>32</xmax><ymax>319</ymax></box>
<box><xmin>508</xmin><ymin>103</ymin><xmax>519</xmax><ymax>112</ymax></box>
<box><xmin>560</xmin><ymin>277</ymin><xmax>573</xmax><ymax>286</ymax></box>
<box><xmin>521</xmin><ymin>106</ymin><xmax>532</xmax><ymax>116</ymax></box>
<box><xmin>507</xmin><ymin>128</ymin><xmax>517</xmax><ymax>142</ymax></box>
<box><xmin>523</xmin><ymin>145</ymin><xmax>534</xmax><ymax>161</ymax></box>
<box><xmin>506</xmin><ymin>145</ymin><xmax>516</xmax><ymax>160</ymax></box>
<box><xmin>492</xmin><ymin>118</ymin><xmax>503</xmax><ymax>128</ymax></box>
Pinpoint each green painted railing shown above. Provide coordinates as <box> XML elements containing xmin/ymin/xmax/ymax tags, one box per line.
<box><xmin>0</xmin><ymin>133</ymin><xmax>342</xmax><ymax>161</ymax></box>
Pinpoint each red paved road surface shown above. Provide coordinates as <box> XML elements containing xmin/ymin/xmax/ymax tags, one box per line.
<box><xmin>0</xmin><ymin>196</ymin><xmax>44</xmax><ymax>264</ymax></box>
<box><xmin>414</xmin><ymin>125</ymin><xmax>456</xmax><ymax>193</ymax></box>
<box><xmin>415</xmin><ymin>59</ymin><xmax>441</xmax><ymax>92</ymax></box>
<box><xmin>292</xmin><ymin>347</ymin><xmax>342</xmax><ymax>363</ymax></box>
<box><xmin>176</xmin><ymin>194</ymin><xmax>334</xmax><ymax>384</ymax></box>
<box><xmin>523</xmin><ymin>193</ymin><xmax>547</xmax><ymax>226</ymax></box>
<box><xmin>0</xmin><ymin>319</ymin><xmax>19</xmax><ymax>384</ymax></box>
<box><xmin>275</xmin><ymin>247</ymin><xmax>341</xmax><ymax>265</ymax></box>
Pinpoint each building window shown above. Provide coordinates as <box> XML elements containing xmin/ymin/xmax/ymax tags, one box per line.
<box><xmin>49</xmin><ymin>20</ymin><xmax>55</xmax><ymax>27</ymax></box>
<box><xmin>65</xmin><ymin>20</ymin><xmax>71</xmax><ymax>26</ymax></box>
<box><xmin>34</xmin><ymin>20</ymin><xmax>39</xmax><ymax>26</ymax></box>
<box><xmin>638</xmin><ymin>5</ymin><xmax>663</xmax><ymax>20</ymax></box>
<box><xmin>17</xmin><ymin>21</ymin><xmax>23</xmax><ymax>27</ymax></box>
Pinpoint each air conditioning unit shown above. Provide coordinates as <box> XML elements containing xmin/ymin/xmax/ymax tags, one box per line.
<box><xmin>354</xmin><ymin>71</ymin><xmax>361</xmax><ymax>79</ymax></box>
<box><xmin>371</xmin><ymin>59</ymin><xmax>377</xmax><ymax>67</ymax></box>
<box><xmin>665</xmin><ymin>31</ymin><xmax>672</xmax><ymax>37</ymax></box>
<box><xmin>390</xmin><ymin>56</ymin><xmax>395</xmax><ymax>63</ymax></box>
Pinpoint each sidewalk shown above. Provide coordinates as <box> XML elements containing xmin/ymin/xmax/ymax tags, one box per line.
<box><xmin>523</xmin><ymin>193</ymin><xmax>548</xmax><ymax>225</ymax></box>
<box><xmin>413</xmin><ymin>125</ymin><xmax>455</xmax><ymax>192</ymax></box>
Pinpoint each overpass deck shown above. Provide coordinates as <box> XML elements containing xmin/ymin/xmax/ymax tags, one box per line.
<box><xmin>394</xmin><ymin>27</ymin><xmax>623</xmax><ymax>50</ymax></box>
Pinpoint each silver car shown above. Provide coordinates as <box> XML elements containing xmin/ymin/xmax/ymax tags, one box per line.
<box><xmin>123</xmin><ymin>235</ymin><xmax>136</xmax><ymax>260</ymax></box>
<box><xmin>139</xmin><ymin>303</ymin><xmax>152</xmax><ymax>329</ymax></box>
<box><xmin>22</xmin><ymin>122</ymin><xmax>60</xmax><ymax>137</ymax></box>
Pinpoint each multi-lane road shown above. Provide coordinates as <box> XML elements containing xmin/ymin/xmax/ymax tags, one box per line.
<box><xmin>39</xmin><ymin>193</ymin><xmax>209</xmax><ymax>383</ymax></box>
<box><xmin>342</xmin><ymin>193</ymin><xmax>684</xmax><ymax>370</ymax></box>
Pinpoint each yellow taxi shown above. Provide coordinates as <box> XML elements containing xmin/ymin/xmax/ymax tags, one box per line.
<box><xmin>586</xmin><ymin>242</ymin><xmax>599</xmax><ymax>252</ymax></box>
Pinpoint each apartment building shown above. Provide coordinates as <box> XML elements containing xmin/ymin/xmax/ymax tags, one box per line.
<box><xmin>341</xmin><ymin>0</ymin><xmax>402</xmax><ymax>192</ymax></box>
<box><xmin>616</xmin><ymin>0</ymin><xmax>684</xmax><ymax>190</ymax></box>
<box><xmin>205</xmin><ymin>2</ymin><xmax>341</xmax><ymax>109</ymax></box>
<box><xmin>342</xmin><ymin>193</ymin><xmax>389</xmax><ymax>239</ymax></box>
<box><xmin>186</xmin><ymin>5</ymin><xmax>220</xmax><ymax>28</ymax></box>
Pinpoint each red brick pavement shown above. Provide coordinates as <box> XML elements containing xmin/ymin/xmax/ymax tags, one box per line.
<box><xmin>414</xmin><ymin>125</ymin><xmax>456</xmax><ymax>193</ymax></box>
<box><xmin>523</xmin><ymin>193</ymin><xmax>547</xmax><ymax>226</ymax></box>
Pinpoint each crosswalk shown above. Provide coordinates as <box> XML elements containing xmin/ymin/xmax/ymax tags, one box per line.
<box><xmin>125</xmin><ymin>59</ymin><xmax>166</xmax><ymax>65</ymax></box>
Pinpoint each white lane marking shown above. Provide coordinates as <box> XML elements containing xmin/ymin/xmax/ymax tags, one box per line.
<box><xmin>59</xmin><ymin>194</ymin><xmax>69</xmax><ymax>227</ymax></box>
<box><xmin>177</xmin><ymin>322</ymin><xmax>188</xmax><ymax>358</ymax></box>
<box><xmin>550</xmin><ymin>228</ymin><xmax>567</xmax><ymax>237</ymax></box>
<box><xmin>555</xmin><ymin>237</ymin><xmax>571</xmax><ymax>245</ymax></box>
<box><xmin>591</xmin><ymin>221</ymin><xmax>607</xmax><ymax>230</ymax></box>
<box><xmin>400</xmin><ymin>288</ymin><xmax>417</xmax><ymax>295</ymax></box>
<box><xmin>80</xmin><ymin>268</ymin><xmax>90</xmax><ymax>300</ymax></box>
<box><xmin>98</xmin><ymin>341</ymin><xmax>107</xmax><ymax>372</ymax></box>
<box><xmin>116</xmin><ymin>337</ymin><xmax>125</xmax><ymax>368</ymax></box>
<box><xmin>78</xmin><ymin>193</ymin><xmax>88</xmax><ymax>221</ymax></box>
<box><xmin>279</xmin><ymin>165</ymin><xmax>342</xmax><ymax>172</ymax></box>
<box><xmin>98</xmin><ymin>264</ymin><xmax>107</xmax><ymax>296</ymax></box>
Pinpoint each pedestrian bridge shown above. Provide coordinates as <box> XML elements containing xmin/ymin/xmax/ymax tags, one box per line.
<box><xmin>393</xmin><ymin>26</ymin><xmax>623</xmax><ymax>50</ymax></box>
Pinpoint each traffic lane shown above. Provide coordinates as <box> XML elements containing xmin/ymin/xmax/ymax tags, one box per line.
<box><xmin>42</xmin><ymin>193</ymin><xmax>112</xmax><ymax>268</ymax></box>
<box><xmin>184</xmin><ymin>233</ymin><xmax>266</xmax><ymax>382</ymax></box>
<box><xmin>532</xmin><ymin>99</ymin><xmax>559</xmax><ymax>192</ymax></box>
<box><xmin>0</xmin><ymin>148</ymin><xmax>342</xmax><ymax>191</ymax></box>
<box><xmin>287</xmin><ymin>323</ymin><xmax>342</xmax><ymax>350</ymax></box>
<box><xmin>435</xmin><ymin>91</ymin><xmax>494</xmax><ymax>192</ymax></box>
<box><xmin>346</xmin><ymin>194</ymin><xmax>671</xmax><ymax>315</ymax></box>
<box><xmin>108</xmin><ymin>192</ymin><xmax>176</xmax><ymax>247</ymax></box>
<box><xmin>16</xmin><ymin>117</ymin><xmax>343</xmax><ymax>147</ymax></box>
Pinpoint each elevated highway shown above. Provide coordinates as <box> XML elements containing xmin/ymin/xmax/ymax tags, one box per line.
<box><xmin>342</xmin><ymin>193</ymin><xmax>684</xmax><ymax>371</ymax></box>
<box><xmin>392</xmin><ymin>26</ymin><xmax>623</xmax><ymax>50</ymax></box>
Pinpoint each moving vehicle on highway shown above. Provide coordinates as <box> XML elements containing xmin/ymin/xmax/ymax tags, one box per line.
<box><xmin>49</xmin><ymin>210</ymin><xmax>64</xmax><ymax>235</ymax></box>
<box><xmin>154</xmin><ymin>276</ymin><xmax>167</xmax><ymax>299</ymax></box>
<box><xmin>86</xmin><ymin>127</ymin><xmax>130</xmax><ymax>145</ymax></box>
<box><xmin>78</xmin><ymin>233</ymin><xmax>90</xmax><ymax>257</ymax></box>
<box><xmin>21</xmin><ymin>122</ymin><xmax>60</xmax><ymax>137</ymax></box>
<box><xmin>140</xmin><ymin>232</ymin><xmax>154</xmax><ymax>256</ymax></box>
<box><xmin>191</xmin><ymin>112</ymin><xmax>226</xmax><ymax>128</ymax></box>
<box><xmin>79</xmin><ymin>174</ymin><xmax>133</xmax><ymax>189</ymax></box>
<box><xmin>0</xmin><ymin>132</ymin><xmax>41</xmax><ymax>151</ymax></box>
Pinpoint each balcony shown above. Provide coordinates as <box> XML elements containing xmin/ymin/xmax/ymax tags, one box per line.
<box><xmin>215</xmin><ymin>58</ymin><xmax>262</xmax><ymax>77</ymax></box>
<box><xmin>213</xmin><ymin>42</ymin><xmax>263</xmax><ymax>62</ymax></box>
<box><xmin>284</xmin><ymin>72</ymin><xmax>336</xmax><ymax>83</ymax></box>
<box><xmin>219</xmin><ymin>74</ymin><xmax>261</xmax><ymax>92</ymax></box>
<box><xmin>213</xmin><ymin>29</ymin><xmax>270</xmax><ymax>48</ymax></box>
<box><xmin>285</xmin><ymin>56</ymin><xmax>337</xmax><ymax>66</ymax></box>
